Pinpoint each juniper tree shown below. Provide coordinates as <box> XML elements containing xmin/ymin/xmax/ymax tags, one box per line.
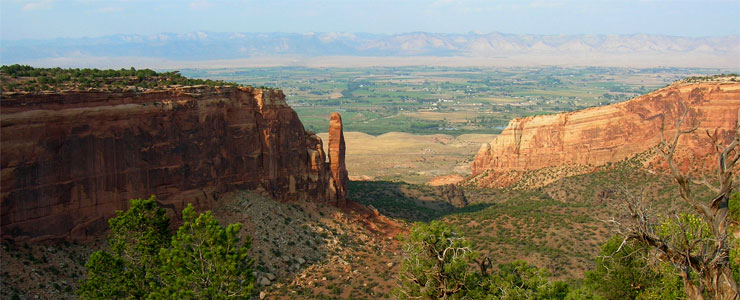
<box><xmin>152</xmin><ymin>204</ymin><xmax>255</xmax><ymax>299</ymax></box>
<box><xmin>78</xmin><ymin>196</ymin><xmax>170</xmax><ymax>299</ymax></box>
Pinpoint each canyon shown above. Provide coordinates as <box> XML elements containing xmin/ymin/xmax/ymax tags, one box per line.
<box><xmin>471</xmin><ymin>79</ymin><xmax>740</xmax><ymax>187</ymax></box>
<box><xmin>0</xmin><ymin>86</ymin><xmax>348</xmax><ymax>241</ymax></box>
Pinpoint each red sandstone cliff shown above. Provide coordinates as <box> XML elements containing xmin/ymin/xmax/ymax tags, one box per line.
<box><xmin>1</xmin><ymin>86</ymin><xmax>347</xmax><ymax>241</ymax></box>
<box><xmin>328</xmin><ymin>112</ymin><xmax>348</xmax><ymax>206</ymax></box>
<box><xmin>471</xmin><ymin>80</ymin><xmax>740</xmax><ymax>187</ymax></box>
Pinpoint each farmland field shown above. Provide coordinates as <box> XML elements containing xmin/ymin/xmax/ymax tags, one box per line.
<box><xmin>181</xmin><ymin>66</ymin><xmax>725</xmax><ymax>135</ymax></box>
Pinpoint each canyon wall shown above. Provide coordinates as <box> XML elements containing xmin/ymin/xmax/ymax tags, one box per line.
<box><xmin>1</xmin><ymin>86</ymin><xmax>347</xmax><ymax>241</ymax></box>
<box><xmin>472</xmin><ymin>81</ymin><xmax>740</xmax><ymax>187</ymax></box>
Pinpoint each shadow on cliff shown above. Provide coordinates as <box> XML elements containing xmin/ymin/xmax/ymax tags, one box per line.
<box><xmin>348</xmin><ymin>181</ymin><xmax>491</xmax><ymax>222</ymax></box>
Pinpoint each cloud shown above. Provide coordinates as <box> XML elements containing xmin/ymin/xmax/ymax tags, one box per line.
<box><xmin>432</xmin><ymin>0</ymin><xmax>457</xmax><ymax>6</ymax></box>
<box><xmin>425</xmin><ymin>0</ymin><xmax>491</xmax><ymax>15</ymax></box>
<box><xmin>188</xmin><ymin>0</ymin><xmax>211</xmax><ymax>10</ymax></box>
<box><xmin>22</xmin><ymin>0</ymin><xmax>55</xmax><ymax>11</ymax></box>
<box><xmin>94</xmin><ymin>6</ymin><xmax>123</xmax><ymax>13</ymax></box>
<box><xmin>529</xmin><ymin>1</ymin><xmax>563</xmax><ymax>8</ymax></box>
<box><xmin>430</xmin><ymin>0</ymin><xmax>479</xmax><ymax>8</ymax></box>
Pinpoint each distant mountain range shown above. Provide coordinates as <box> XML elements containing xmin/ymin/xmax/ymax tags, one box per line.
<box><xmin>2</xmin><ymin>32</ymin><xmax>738</xmax><ymax>68</ymax></box>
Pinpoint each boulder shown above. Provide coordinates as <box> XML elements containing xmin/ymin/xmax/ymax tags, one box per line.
<box><xmin>265</xmin><ymin>272</ymin><xmax>276</xmax><ymax>281</ymax></box>
<box><xmin>437</xmin><ymin>184</ymin><xmax>468</xmax><ymax>208</ymax></box>
<box><xmin>259</xmin><ymin>277</ymin><xmax>271</xmax><ymax>286</ymax></box>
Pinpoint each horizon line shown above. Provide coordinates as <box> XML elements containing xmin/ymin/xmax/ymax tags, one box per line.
<box><xmin>3</xmin><ymin>31</ymin><xmax>739</xmax><ymax>42</ymax></box>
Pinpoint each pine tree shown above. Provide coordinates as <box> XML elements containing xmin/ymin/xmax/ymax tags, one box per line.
<box><xmin>79</xmin><ymin>198</ymin><xmax>255</xmax><ymax>299</ymax></box>
<box><xmin>152</xmin><ymin>204</ymin><xmax>255</xmax><ymax>299</ymax></box>
<box><xmin>78</xmin><ymin>195</ymin><xmax>170</xmax><ymax>299</ymax></box>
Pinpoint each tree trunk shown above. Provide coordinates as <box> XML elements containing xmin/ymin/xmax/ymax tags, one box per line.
<box><xmin>683</xmin><ymin>273</ymin><xmax>705</xmax><ymax>300</ymax></box>
<box><xmin>703</xmin><ymin>266</ymin><xmax>740</xmax><ymax>300</ymax></box>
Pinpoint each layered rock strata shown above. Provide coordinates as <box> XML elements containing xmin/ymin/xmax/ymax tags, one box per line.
<box><xmin>472</xmin><ymin>81</ymin><xmax>740</xmax><ymax>187</ymax></box>
<box><xmin>1</xmin><ymin>86</ymin><xmax>347</xmax><ymax>240</ymax></box>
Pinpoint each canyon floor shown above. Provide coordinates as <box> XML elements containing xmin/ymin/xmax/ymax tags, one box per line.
<box><xmin>318</xmin><ymin>132</ymin><xmax>495</xmax><ymax>184</ymax></box>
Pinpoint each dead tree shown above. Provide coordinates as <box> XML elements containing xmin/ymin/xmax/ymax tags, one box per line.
<box><xmin>618</xmin><ymin>103</ymin><xmax>740</xmax><ymax>300</ymax></box>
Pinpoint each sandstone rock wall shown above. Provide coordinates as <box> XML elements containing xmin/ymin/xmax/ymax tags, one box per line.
<box><xmin>1</xmin><ymin>86</ymin><xmax>347</xmax><ymax>240</ymax></box>
<box><xmin>471</xmin><ymin>82</ymin><xmax>740</xmax><ymax>186</ymax></box>
<box><xmin>328</xmin><ymin>112</ymin><xmax>348</xmax><ymax>206</ymax></box>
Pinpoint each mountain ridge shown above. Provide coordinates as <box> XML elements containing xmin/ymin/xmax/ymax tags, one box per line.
<box><xmin>2</xmin><ymin>32</ymin><xmax>737</xmax><ymax>68</ymax></box>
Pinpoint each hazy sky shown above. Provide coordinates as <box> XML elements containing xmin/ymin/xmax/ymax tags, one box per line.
<box><xmin>1</xmin><ymin>0</ymin><xmax>738</xmax><ymax>40</ymax></box>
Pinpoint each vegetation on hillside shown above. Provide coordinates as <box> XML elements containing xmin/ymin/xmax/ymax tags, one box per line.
<box><xmin>78</xmin><ymin>196</ymin><xmax>254</xmax><ymax>299</ymax></box>
<box><xmin>358</xmin><ymin>138</ymin><xmax>739</xmax><ymax>299</ymax></box>
<box><xmin>394</xmin><ymin>221</ymin><xmax>569</xmax><ymax>300</ymax></box>
<box><xmin>680</xmin><ymin>73</ymin><xmax>739</xmax><ymax>83</ymax></box>
<box><xmin>0</xmin><ymin>64</ymin><xmax>241</xmax><ymax>93</ymax></box>
<box><xmin>393</xmin><ymin>221</ymin><xmax>694</xmax><ymax>299</ymax></box>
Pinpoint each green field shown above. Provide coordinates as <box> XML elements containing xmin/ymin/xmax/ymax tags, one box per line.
<box><xmin>180</xmin><ymin>66</ymin><xmax>725</xmax><ymax>135</ymax></box>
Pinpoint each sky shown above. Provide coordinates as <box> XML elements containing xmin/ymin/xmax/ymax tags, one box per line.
<box><xmin>1</xmin><ymin>0</ymin><xmax>739</xmax><ymax>40</ymax></box>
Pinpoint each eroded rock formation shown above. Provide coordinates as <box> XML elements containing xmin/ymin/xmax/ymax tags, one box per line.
<box><xmin>471</xmin><ymin>81</ymin><xmax>740</xmax><ymax>187</ymax></box>
<box><xmin>436</xmin><ymin>184</ymin><xmax>468</xmax><ymax>208</ymax></box>
<box><xmin>328</xmin><ymin>112</ymin><xmax>348</xmax><ymax>206</ymax></box>
<box><xmin>1</xmin><ymin>86</ymin><xmax>348</xmax><ymax>240</ymax></box>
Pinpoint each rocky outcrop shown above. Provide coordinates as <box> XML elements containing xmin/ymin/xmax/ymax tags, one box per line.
<box><xmin>328</xmin><ymin>112</ymin><xmax>348</xmax><ymax>206</ymax></box>
<box><xmin>436</xmin><ymin>184</ymin><xmax>468</xmax><ymax>208</ymax></box>
<box><xmin>1</xmin><ymin>86</ymin><xmax>348</xmax><ymax>241</ymax></box>
<box><xmin>472</xmin><ymin>81</ymin><xmax>740</xmax><ymax>187</ymax></box>
<box><xmin>428</xmin><ymin>174</ymin><xmax>465</xmax><ymax>186</ymax></box>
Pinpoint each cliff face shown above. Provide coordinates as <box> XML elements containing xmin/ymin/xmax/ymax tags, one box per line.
<box><xmin>1</xmin><ymin>86</ymin><xmax>347</xmax><ymax>241</ymax></box>
<box><xmin>472</xmin><ymin>81</ymin><xmax>740</xmax><ymax>186</ymax></box>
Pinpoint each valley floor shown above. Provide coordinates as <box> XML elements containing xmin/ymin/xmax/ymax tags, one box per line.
<box><xmin>318</xmin><ymin>131</ymin><xmax>495</xmax><ymax>184</ymax></box>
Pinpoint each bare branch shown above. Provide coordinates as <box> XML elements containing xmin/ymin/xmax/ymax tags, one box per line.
<box><xmin>658</xmin><ymin>101</ymin><xmax>714</xmax><ymax>222</ymax></box>
<box><xmin>693</xmin><ymin>175</ymin><xmax>721</xmax><ymax>194</ymax></box>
